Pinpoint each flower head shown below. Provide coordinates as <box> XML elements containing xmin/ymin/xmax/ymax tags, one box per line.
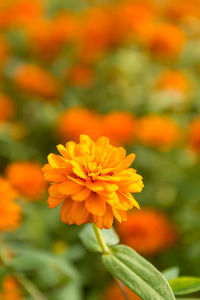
<box><xmin>0</xmin><ymin>93</ymin><xmax>15</xmax><ymax>122</ymax></box>
<box><xmin>116</xmin><ymin>209</ymin><xmax>177</xmax><ymax>256</ymax></box>
<box><xmin>188</xmin><ymin>118</ymin><xmax>200</xmax><ymax>153</ymax></box>
<box><xmin>42</xmin><ymin>135</ymin><xmax>143</xmax><ymax>229</ymax></box>
<box><xmin>0</xmin><ymin>177</ymin><xmax>21</xmax><ymax>232</ymax></box>
<box><xmin>57</xmin><ymin>108</ymin><xmax>103</xmax><ymax>142</ymax></box>
<box><xmin>137</xmin><ymin>115</ymin><xmax>180</xmax><ymax>149</ymax></box>
<box><xmin>0</xmin><ymin>276</ymin><xmax>24</xmax><ymax>300</ymax></box>
<box><xmin>6</xmin><ymin>162</ymin><xmax>46</xmax><ymax>201</ymax></box>
<box><xmin>13</xmin><ymin>64</ymin><xmax>60</xmax><ymax>99</ymax></box>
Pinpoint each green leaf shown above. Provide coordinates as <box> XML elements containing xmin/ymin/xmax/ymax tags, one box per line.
<box><xmin>169</xmin><ymin>277</ymin><xmax>200</xmax><ymax>296</ymax></box>
<box><xmin>10</xmin><ymin>248</ymin><xmax>79</xmax><ymax>280</ymax></box>
<box><xmin>176</xmin><ymin>298</ymin><xmax>200</xmax><ymax>300</ymax></box>
<box><xmin>79</xmin><ymin>225</ymin><xmax>119</xmax><ymax>252</ymax></box>
<box><xmin>0</xmin><ymin>266</ymin><xmax>7</xmax><ymax>289</ymax></box>
<box><xmin>163</xmin><ymin>266</ymin><xmax>179</xmax><ymax>281</ymax></box>
<box><xmin>102</xmin><ymin>244</ymin><xmax>175</xmax><ymax>300</ymax></box>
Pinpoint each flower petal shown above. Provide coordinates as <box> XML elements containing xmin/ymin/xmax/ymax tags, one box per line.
<box><xmin>85</xmin><ymin>193</ymin><xmax>106</xmax><ymax>216</ymax></box>
<box><xmin>58</xmin><ymin>180</ymin><xmax>82</xmax><ymax>195</ymax></box>
<box><xmin>47</xmin><ymin>197</ymin><xmax>64</xmax><ymax>208</ymax></box>
<box><xmin>61</xmin><ymin>199</ymin><xmax>73</xmax><ymax>224</ymax></box>
<box><xmin>71</xmin><ymin>202</ymin><xmax>89</xmax><ymax>225</ymax></box>
<box><xmin>72</xmin><ymin>188</ymin><xmax>91</xmax><ymax>201</ymax></box>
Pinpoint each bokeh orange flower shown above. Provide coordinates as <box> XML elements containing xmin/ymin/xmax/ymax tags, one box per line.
<box><xmin>0</xmin><ymin>93</ymin><xmax>15</xmax><ymax>122</ymax></box>
<box><xmin>26</xmin><ymin>12</ymin><xmax>78</xmax><ymax>60</ymax></box>
<box><xmin>116</xmin><ymin>209</ymin><xmax>177</xmax><ymax>256</ymax></box>
<box><xmin>137</xmin><ymin>115</ymin><xmax>180</xmax><ymax>149</ymax></box>
<box><xmin>67</xmin><ymin>65</ymin><xmax>94</xmax><ymax>87</ymax></box>
<box><xmin>188</xmin><ymin>118</ymin><xmax>200</xmax><ymax>153</ymax></box>
<box><xmin>103</xmin><ymin>282</ymin><xmax>141</xmax><ymax>300</ymax></box>
<box><xmin>13</xmin><ymin>64</ymin><xmax>60</xmax><ymax>99</ymax></box>
<box><xmin>156</xmin><ymin>70</ymin><xmax>191</xmax><ymax>94</ymax></box>
<box><xmin>0</xmin><ymin>276</ymin><xmax>24</xmax><ymax>300</ymax></box>
<box><xmin>57</xmin><ymin>108</ymin><xmax>103</xmax><ymax>142</ymax></box>
<box><xmin>42</xmin><ymin>135</ymin><xmax>143</xmax><ymax>229</ymax></box>
<box><xmin>0</xmin><ymin>177</ymin><xmax>21</xmax><ymax>232</ymax></box>
<box><xmin>6</xmin><ymin>162</ymin><xmax>46</xmax><ymax>201</ymax></box>
<box><xmin>143</xmin><ymin>22</ymin><xmax>185</xmax><ymax>58</ymax></box>
<box><xmin>104</xmin><ymin>112</ymin><xmax>137</xmax><ymax>145</ymax></box>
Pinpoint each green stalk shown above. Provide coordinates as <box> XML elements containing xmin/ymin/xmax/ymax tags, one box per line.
<box><xmin>91</xmin><ymin>224</ymin><xmax>131</xmax><ymax>300</ymax></box>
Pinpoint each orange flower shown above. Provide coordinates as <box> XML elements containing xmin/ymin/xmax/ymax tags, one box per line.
<box><xmin>0</xmin><ymin>0</ymin><xmax>43</xmax><ymax>29</ymax></box>
<box><xmin>188</xmin><ymin>118</ymin><xmax>200</xmax><ymax>153</ymax></box>
<box><xmin>113</xmin><ymin>1</ymin><xmax>156</xmax><ymax>42</ymax></box>
<box><xmin>0</xmin><ymin>276</ymin><xmax>24</xmax><ymax>300</ymax></box>
<box><xmin>0</xmin><ymin>177</ymin><xmax>21</xmax><ymax>232</ymax></box>
<box><xmin>143</xmin><ymin>22</ymin><xmax>185</xmax><ymax>58</ymax></box>
<box><xmin>67</xmin><ymin>65</ymin><xmax>94</xmax><ymax>87</ymax></box>
<box><xmin>138</xmin><ymin>115</ymin><xmax>180</xmax><ymax>149</ymax></box>
<box><xmin>57</xmin><ymin>108</ymin><xmax>103</xmax><ymax>142</ymax></box>
<box><xmin>103</xmin><ymin>282</ymin><xmax>141</xmax><ymax>300</ymax></box>
<box><xmin>6</xmin><ymin>162</ymin><xmax>46</xmax><ymax>200</ymax></box>
<box><xmin>0</xmin><ymin>93</ymin><xmax>15</xmax><ymax>122</ymax></box>
<box><xmin>116</xmin><ymin>209</ymin><xmax>177</xmax><ymax>256</ymax></box>
<box><xmin>26</xmin><ymin>13</ymin><xmax>78</xmax><ymax>59</ymax></box>
<box><xmin>42</xmin><ymin>135</ymin><xmax>143</xmax><ymax>229</ymax></box>
<box><xmin>164</xmin><ymin>0</ymin><xmax>200</xmax><ymax>23</ymax></box>
<box><xmin>13</xmin><ymin>64</ymin><xmax>60</xmax><ymax>99</ymax></box>
<box><xmin>103</xmin><ymin>112</ymin><xmax>137</xmax><ymax>145</ymax></box>
<box><xmin>77</xmin><ymin>7</ymin><xmax>115</xmax><ymax>62</ymax></box>
<box><xmin>156</xmin><ymin>70</ymin><xmax>191</xmax><ymax>94</ymax></box>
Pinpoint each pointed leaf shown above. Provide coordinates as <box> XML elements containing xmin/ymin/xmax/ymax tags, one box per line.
<box><xmin>169</xmin><ymin>277</ymin><xmax>200</xmax><ymax>296</ymax></box>
<box><xmin>102</xmin><ymin>244</ymin><xmax>175</xmax><ymax>300</ymax></box>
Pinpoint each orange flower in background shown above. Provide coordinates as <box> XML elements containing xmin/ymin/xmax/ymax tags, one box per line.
<box><xmin>113</xmin><ymin>1</ymin><xmax>156</xmax><ymax>42</ymax></box>
<box><xmin>138</xmin><ymin>115</ymin><xmax>180</xmax><ymax>149</ymax></box>
<box><xmin>57</xmin><ymin>108</ymin><xmax>103</xmax><ymax>142</ymax></box>
<box><xmin>0</xmin><ymin>276</ymin><xmax>24</xmax><ymax>300</ymax></box>
<box><xmin>103</xmin><ymin>112</ymin><xmax>137</xmax><ymax>145</ymax></box>
<box><xmin>0</xmin><ymin>0</ymin><xmax>43</xmax><ymax>29</ymax></box>
<box><xmin>67</xmin><ymin>65</ymin><xmax>94</xmax><ymax>87</ymax></box>
<box><xmin>104</xmin><ymin>282</ymin><xmax>141</xmax><ymax>300</ymax></box>
<box><xmin>0</xmin><ymin>93</ymin><xmax>15</xmax><ymax>122</ymax></box>
<box><xmin>42</xmin><ymin>135</ymin><xmax>143</xmax><ymax>229</ymax></box>
<box><xmin>188</xmin><ymin>118</ymin><xmax>200</xmax><ymax>153</ymax></box>
<box><xmin>156</xmin><ymin>70</ymin><xmax>191</xmax><ymax>94</ymax></box>
<box><xmin>143</xmin><ymin>22</ymin><xmax>185</xmax><ymax>58</ymax></box>
<box><xmin>77</xmin><ymin>7</ymin><xmax>115</xmax><ymax>62</ymax></box>
<box><xmin>13</xmin><ymin>64</ymin><xmax>60</xmax><ymax>99</ymax></box>
<box><xmin>116</xmin><ymin>209</ymin><xmax>177</xmax><ymax>256</ymax></box>
<box><xmin>0</xmin><ymin>177</ymin><xmax>21</xmax><ymax>232</ymax></box>
<box><xmin>6</xmin><ymin>162</ymin><xmax>46</xmax><ymax>200</ymax></box>
<box><xmin>164</xmin><ymin>0</ymin><xmax>200</xmax><ymax>23</ymax></box>
<box><xmin>26</xmin><ymin>13</ymin><xmax>78</xmax><ymax>59</ymax></box>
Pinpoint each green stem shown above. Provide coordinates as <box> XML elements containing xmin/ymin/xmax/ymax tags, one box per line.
<box><xmin>92</xmin><ymin>223</ymin><xmax>110</xmax><ymax>254</ymax></box>
<box><xmin>91</xmin><ymin>224</ymin><xmax>130</xmax><ymax>300</ymax></box>
<box><xmin>16</xmin><ymin>274</ymin><xmax>47</xmax><ymax>300</ymax></box>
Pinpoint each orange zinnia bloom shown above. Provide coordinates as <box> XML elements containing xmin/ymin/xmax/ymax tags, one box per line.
<box><xmin>138</xmin><ymin>115</ymin><xmax>180</xmax><ymax>149</ymax></box>
<box><xmin>143</xmin><ymin>22</ymin><xmax>185</xmax><ymax>58</ymax></box>
<box><xmin>116</xmin><ymin>209</ymin><xmax>177</xmax><ymax>256</ymax></box>
<box><xmin>13</xmin><ymin>64</ymin><xmax>60</xmax><ymax>99</ymax></box>
<box><xmin>42</xmin><ymin>135</ymin><xmax>143</xmax><ymax>229</ymax></box>
<box><xmin>0</xmin><ymin>177</ymin><xmax>21</xmax><ymax>232</ymax></box>
<box><xmin>104</xmin><ymin>282</ymin><xmax>141</xmax><ymax>300</ymax></box>
<box><xmin>103</xmin><ymin>112</ymin><xmax>137</xmax><ymax>145</ymax></box>
<box><xmin>57</xmin><ymin>108</ymin><xmax>103</xmax><ymax>142</ymax></box>
<box><xmin>6</xmin><ymin>162</ymin><xmax>46</xmax><ymax>200</ymax></box>
<box><xmin>0</xmin><ymin>93</ymin><xmax>15</xmax><ymax>122</ymax></box>
<box><xmin>67</xmin><ymin>65</ymin><xmax>94</xmax><ymax>87</ymax></box>
<box><xmin>156</xmin><ymin>70</ymin><xmax>190</xmax><ymax>94</ymax></box>
<box><xmin>188</xmin><ymin>118</ymin><xmax>200</xmax><ymax>153</ymax></box>
<box><xmin>0</xmin><ymin>276</ymin><xmax>24</xmax><ymax>300</ymax></box>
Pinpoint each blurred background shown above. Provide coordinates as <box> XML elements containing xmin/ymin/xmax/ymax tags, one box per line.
<box><xmin>0</xmin><ymin>0</ymin><xmax>200</xmax><ymax>299</ymax></box>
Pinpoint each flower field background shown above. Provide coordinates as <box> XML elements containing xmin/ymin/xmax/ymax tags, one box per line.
<box><xmin>0</xmin><ymin>0</ymin><xmax>200</xmax><ymax>299</ymax></box>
